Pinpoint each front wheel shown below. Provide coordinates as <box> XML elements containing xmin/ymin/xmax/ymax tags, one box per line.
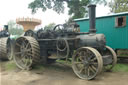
<box><xmin>72</xmin><ymin>47</ymin><xmax>103</xmax><ymax>80</ymax></box>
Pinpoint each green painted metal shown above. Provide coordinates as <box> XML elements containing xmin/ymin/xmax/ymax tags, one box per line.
<box><xmin>75</xmin><ymin>12</ymin><xmax>128</xmax><ymax>49</ymax></box>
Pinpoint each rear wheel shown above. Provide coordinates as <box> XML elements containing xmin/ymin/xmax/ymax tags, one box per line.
<box><xmin>0</xmin><ymin>37</ymin><xmax>9</xmax><ymax>60</ymax></box>
<box><xmin>13</xmin><ymin>36</ymin><xmax>40</xmax><ymax>70</ymax></box>
<box><xmin>72</xmin><ymin>47</ymin><xmax>103</xmax><ymax>80</ymax></box>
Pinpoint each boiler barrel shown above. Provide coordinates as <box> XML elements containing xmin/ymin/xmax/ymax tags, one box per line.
<box><xmin>77</xmin><ymin>34</ymin><xmax>106</xmax><ymax>49</ymax></box>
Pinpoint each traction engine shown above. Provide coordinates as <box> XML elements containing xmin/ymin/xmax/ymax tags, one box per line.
<box><xmin>13</xmin><ymin>5</ymin><xmax>117</xmax><ymax>80</ymax></box>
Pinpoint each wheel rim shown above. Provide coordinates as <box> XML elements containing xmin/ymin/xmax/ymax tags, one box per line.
<box><xmin>104</xmin><ymin>46</ymin><xmax>117</xmax><ymax>71</ymax></box>
<box><xmin>14</xmin><ymin>37</ymin><xmax>33</xmax><ymax>69</ymax></box>
<box><xmin>72</xmin><ymin>47</ymin><xmax>103</xmax><ymax>80</ymax></box>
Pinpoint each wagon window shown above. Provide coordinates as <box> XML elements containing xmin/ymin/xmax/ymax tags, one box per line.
<box><xmin>115</xmin><ymin>16</ymin><xmax>126</xmax><ymax>27</ymax></box>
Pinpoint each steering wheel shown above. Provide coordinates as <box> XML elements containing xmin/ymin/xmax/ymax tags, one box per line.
<box><xmin>53</xmin><ymin>24</ymin><xmax>65</xmax><ymax>31</ymax></box>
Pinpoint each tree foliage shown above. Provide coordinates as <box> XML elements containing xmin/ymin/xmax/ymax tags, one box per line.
<box><xmin>28</xmin><ymin>0</ymin><xmax>107</xmax><ymax>19</ymax></box>
<box><xmin>8</xmin><ymin>20</ymin><xmax>24</xmax><ymax>35</ymax></box>
<box><xmin>109</xmin><ymin>0</ymin><xmax>128</xmax><ymax>13</ymax></box>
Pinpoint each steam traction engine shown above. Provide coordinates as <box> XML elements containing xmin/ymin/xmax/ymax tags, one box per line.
<box><xmin>13</xmin><ymin>5</ymin><xmax>117</xmax><ymax>80</ymax></box>
<box><xmin>0</xmin><ymin>25</ymin><xmax>13</xmax><ymax>60</ymax></box>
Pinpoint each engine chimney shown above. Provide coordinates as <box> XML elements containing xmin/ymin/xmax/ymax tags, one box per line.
<box><xmin>4</xmin><ymin>25</ymin><xmax>8</xmax><ymax>31</ymax></box>
<box><xmin>88</xmin><ymin>4</ymin><xmax>96</xmax><ymax>33</ymax></box>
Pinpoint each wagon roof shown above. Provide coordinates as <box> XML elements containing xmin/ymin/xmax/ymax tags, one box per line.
<box><xmin>74</xmin><ymin>12</ymin><xmax>128</xmax><ymax>21</ymax></box>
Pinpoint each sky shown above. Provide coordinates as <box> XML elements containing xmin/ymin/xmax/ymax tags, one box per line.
<box><xmin>0</xmin><ymin>0</ymin><xmax>110</xmax><ymax>28</ymax></box>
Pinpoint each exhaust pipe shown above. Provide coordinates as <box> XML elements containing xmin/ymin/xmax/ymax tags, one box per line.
<box><xmin>4</xmin><ymin>25</ymin><xmax>8</xmax><ymax>31</ymax></box>
<box><xmin>88</xmin><ymin>4</ymin><xmax>96</xmax><ymax>33</ymax></box>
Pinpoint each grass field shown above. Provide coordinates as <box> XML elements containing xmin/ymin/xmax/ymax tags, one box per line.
<box><xmin>1</xmin><ymin>60</ymin><xmax>128</xmax><ymax>73</ymax></box>
<box><xmin>4</xmin><ymin>61</ymin><xmax>17</xmax><ymax>71</ymax></box>
<box><xmin>112</xmin><ymin>64</ymin><xmax>128</xmax><ymax>72</ymax></box>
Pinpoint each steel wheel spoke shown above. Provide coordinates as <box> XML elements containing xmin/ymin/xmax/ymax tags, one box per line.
<box><xmin>91</xmin><ymin>65</ymin><xmax>97</xmax><ymax>71</ymax></box>
<box><xmin>16</xmin><ymin>43</ymin><xmax>21</xmax><ymax>47</ymax></box>
<box><xmin>25</xmin><ymin>48</ymin><xmax>32</xmax><ymax>52</ymax></box>
<box><xmin>74</xmin><ymin>62</ymin><xmax>82</xmax><ymax>64</ymax></box>
<box><xmin>87</xmin><ymin>68</ymin><xmax>90</xmax><ymax>77</ymax></box>
<box><xmin>18</xmin><ymin>56</ymin><xmax>25</xmax><ymax>63</ymax></box>
<box><xmin>91</xmin><ymin>57</ymin><xmax>97</xmax><ymax>61</ymax></box>
<box><xmin>89</xmin><ymin>66</ymin><xmax>96</xmax><ymax>74</ymax></box>
<box><xmin>25</xmin><ymin>58</ymin><xmax>30</xmax><ymax>66</ymax></box>
<box><xmin>92</xmin><ymin>62</ymin><xmax>98</xmax><ymax>65</ymax></box>
<box><xmin>84</xmin><ymin>66</ymin><xmax>88</xmax><ymax>75</ymax></box>
<box><xmin>15</xmin><ymin>52</ymin><xmax>22</xmax><ymax>55</ymax></box>
<box><xmin>25</xmin><ymin>43</ymin><xmax>30</xmax><ymax>49</ymax></box>
<box><xmin>21</xmin><ymin>56</ymin><xmax>31</xmax><ymax>66</ymax></box>
<box><xmin>27</xmin><ymin>53</ymin><xmax>32</xmax><ymax>56</ymax></box>
<box><xmin>79</xmin><ymin>51</ymin><xmax>85</xmax><ymax>61</ymax></box>
<box><xmin>90</xmin><ymin>61</ymin><xmax>98</xmax><ymax>65</ymax></box>
<box><xmin>22</xmin><ymin>41</ymin><xmax>26</xmax><ymax>48</ymax></box>
<box><xmin>79</xmin><ymin>67</ymin><xmax>84</xmax><ymax>74</ymax></box>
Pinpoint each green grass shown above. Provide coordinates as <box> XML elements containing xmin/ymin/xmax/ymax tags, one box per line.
<box><xmin>4</xmin><ymin>61</ymin><xmax>17</xmax><ymax>71</ymax></box>
<box><xmin>56</xmin><ymin>59</ymin><xmax>72</xmax><ymax>65</ymax></box>
<box><xmin>112</xmin><ymin>64</ymin><xmax>128</xmax><ymax>72</ymax></box>
<box><xmin>2</xmin><ymin>60</ymin><xmax>128</xmax><ymax>73</ymax></box>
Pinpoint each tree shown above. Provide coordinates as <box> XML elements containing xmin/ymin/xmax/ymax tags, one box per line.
<box><xmin>8</xmin><ymin>20</ymin><xmax>24</xmax><ymax>35</ymax></box>
<box><xmin>28</xmin><ymin>0</ymin><xmax>107</xmax><ymax>19</ymax></box>
<box><xmin>44</xmin><ymin>23</ymin><xmax>56</xmax><ymax>30</ymax></box>
<box><xmin>109</xmin><ymin>0</ymin><xmax>128</xmax><ymax>13</ymax></box>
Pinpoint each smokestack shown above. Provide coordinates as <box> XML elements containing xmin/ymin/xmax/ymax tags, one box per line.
<box><xmin>4</xmin><ymin>25</ymin><xmax>8</xmax><ymax>31</ymax></box>
<box><xmin>88</xmin><ymin>4</ymin><xmax>96</xmax><ymax>33</ymax></box>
